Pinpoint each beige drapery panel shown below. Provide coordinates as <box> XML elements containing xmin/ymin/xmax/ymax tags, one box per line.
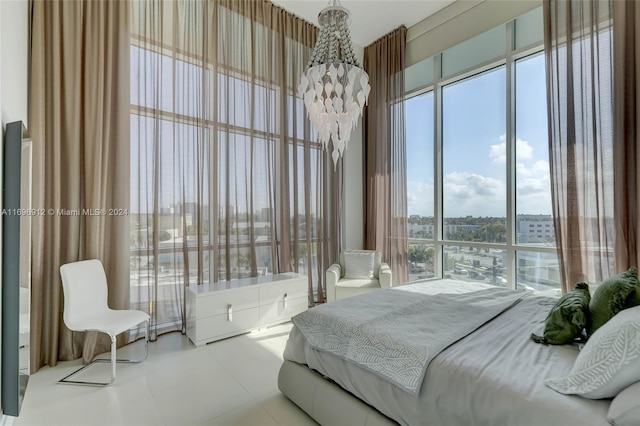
<box><xmin>130</xmin><ymin>0</ymin><xmax>338</xmax><ymax>337</ymax></box>
<box><xmin>544</xmin><ymin>0</ymin><xmax>615</xmax><ymax>293</ymax></box>
<box><xmin>363</xmin><ymin>27</ymin><xmax>408</xmax><ymax>284</ymax></box>
<box><xmin>29</xmin><ymin>0</ymin><xmax>130</xmax><ymax>370</ymax></box>
<box><xmin>613</xmin><ymin>0</ymin><xmax>640</xmax><ymax>271</ymax></box>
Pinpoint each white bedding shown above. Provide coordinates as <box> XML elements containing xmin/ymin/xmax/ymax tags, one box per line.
<box><xmin>291</xmin><ymin>280</ymin><xmax>526</xmax><ymax>394</ymax></box>
<box><xmin>283</xmin><ymin>279</ymin><xmax>611</xmax><ymax>426</ymax></box>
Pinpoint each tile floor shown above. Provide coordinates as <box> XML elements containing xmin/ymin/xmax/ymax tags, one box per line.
<box><xmin>11</xmin><ymin>323</ymin><xmax>318</xmax><ymax>426</ymax></box>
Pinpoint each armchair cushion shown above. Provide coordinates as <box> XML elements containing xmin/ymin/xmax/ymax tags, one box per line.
<box><xmin>335</xmin><ymin>278</ymin><xmax>380</xmax><ymax>289</ymax></box>
<box><xmin>343</xmin><ymin>251</ymin><xmax>376</xmax><ymax>279</ymax></box>
<box><xmin>340</xmin><ymin>250</ymin><xmax>382</xmax><ymax>278</ymax></box>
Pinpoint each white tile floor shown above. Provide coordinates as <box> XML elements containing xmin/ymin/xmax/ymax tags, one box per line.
<box><xmin>11</xmin><ymin>323</ymin><xmax>318</xmax><ymax>426</ymax></box>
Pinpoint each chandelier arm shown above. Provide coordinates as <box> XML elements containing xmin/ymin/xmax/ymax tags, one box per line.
<box><xmin>309</xmin><ymin>24</ymin><xmax>329</xmax><ymax>68</ymax></box>
<box><xmin>338</xmin><ymin>24</ymin><xmax>360</xmax><ymax>68</ymax></box>
<box><xmin>328</xmin><ymin>18</ymin><xmax>337</xmax><ymax>63</ymax></box>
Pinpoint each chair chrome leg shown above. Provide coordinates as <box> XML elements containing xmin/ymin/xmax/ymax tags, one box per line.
<box><xmin>111</xmin><ymin>336</ymin><xmax>117</xmax><ymax>382</ymax></box>
<box><xmin>58</xmin><ymin>321</ymin><xmax>150</xmax><ymax>386</ymax></box>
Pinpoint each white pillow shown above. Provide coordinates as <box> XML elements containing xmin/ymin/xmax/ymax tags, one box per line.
<box><xmin>546</xmin><ymin>305</ymin><xmax>640</xmax><ymax>399</ymax></box>
<box><xmin>608</xmin><ymin>381</ymin><xmax>640</xmax><ymax>426</ymax></box>
<box><xmin>343</xmin><ymin>251</ymin><xmax>375</xmax><ymax>279</ymax></box>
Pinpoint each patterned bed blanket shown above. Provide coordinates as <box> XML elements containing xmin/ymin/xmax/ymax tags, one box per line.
<box><xmin>292</xmin><ymin>281</ymin><xmax>527</xmax><ymax>394</ymax></box>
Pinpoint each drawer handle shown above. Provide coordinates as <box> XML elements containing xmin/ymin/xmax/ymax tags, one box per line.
<box><xmin>227</xmin><ymin>304</ymin><xmax>233</xmax><ymax>322</ymax></box>
<box><xmin>284</xmin><ymin>293</ymin><xmax>288</xmax><ymax>309</ymax></box>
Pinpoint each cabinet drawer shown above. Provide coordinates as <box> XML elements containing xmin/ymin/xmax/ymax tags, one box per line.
<box><xmin>195</xmin><ymin>287</ymin><xmax>259</xmax><ymax>317</ymax></box>
<box><xmin>259</xmin><ymin>279</ymin><xmax>307</xmax><ymax>305</ymax></box>
<box><xmin>259</xmin><ymin>296</ymin><xmax>307</xmax><ymax>324</ymax></box>
<box><xmin>194</xmin><ymin>307</ymin><xmax>260</xmax><ymax>343</ymax></box>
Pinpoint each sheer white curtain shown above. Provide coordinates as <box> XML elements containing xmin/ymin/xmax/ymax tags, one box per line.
<box><xmin>130</xmin><ymin>0</ymin><xmax>340</xmax><ymax>339</ymax></box>
<box><xmin>612</xmin><ymin>0</ymin><xmax>640</xmax><ymax>272</ymax></box>
<box><xmin>544</xmin><ymin>0</ymin><xmax>615</xmax><ymax>292</ymax></box>
<box><xmin>363</xmin><ymin>27</ymin><xmax>408</xmax><ymax>284</ymax></box>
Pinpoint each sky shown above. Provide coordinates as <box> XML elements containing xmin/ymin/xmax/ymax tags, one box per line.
<box><xmin>406</xmin><ymin>53</ymin><xmax>551</xmax><ymax>218</ymax></box>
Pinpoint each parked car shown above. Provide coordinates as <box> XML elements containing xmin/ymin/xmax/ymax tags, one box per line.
<box><xmin>468</xmin><ymin>270</ymin><xmax>486</xmax><ymax>280</ymax></box>
<box><xmin>410</xmin><ymin>264</ymin><xmax>426</xmax><ymax>273</ymax></box>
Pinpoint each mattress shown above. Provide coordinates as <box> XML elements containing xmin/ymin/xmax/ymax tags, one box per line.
<box><xmin>283</xmin><ymin>279</ymin><xmax>611</xmax><ymax>426</ymax></box>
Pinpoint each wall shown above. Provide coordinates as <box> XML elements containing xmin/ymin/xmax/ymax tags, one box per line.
<box><xmin>1</xmin><ymin>0</ymin><xmax>29</xmax><ymax>128</ymax></box>
<box><xmin>0</xmin><ymin>0</ymin><xmax>29</xmax><ymax>419</ymax></box>
<box><xmin>343</xmin><ymin>121</ymin><xmax>363</xmax><ymax>250</ymax></box>
<box><xmin>342</xmin><ymin>43</ymin><xmax>365</xmax><ymax>250</ymax></box>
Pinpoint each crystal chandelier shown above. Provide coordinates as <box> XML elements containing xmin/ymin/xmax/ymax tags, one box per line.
<box><xmin>297</xmin><ymin>0</ymin><xmax>370</xmax><ymax>170</ymax></box>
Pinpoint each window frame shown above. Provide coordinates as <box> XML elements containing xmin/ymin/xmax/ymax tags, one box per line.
<box><xmin>405</xmin><ymin>18</ymin><xmax>558</xmax><ymax>290</ymax></box>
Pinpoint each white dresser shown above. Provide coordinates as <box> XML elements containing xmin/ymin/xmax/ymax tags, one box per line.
<box><xmin>186</xmin><ymin>272</ymin><xmax>308</xmax><ymax>346</ymax></box>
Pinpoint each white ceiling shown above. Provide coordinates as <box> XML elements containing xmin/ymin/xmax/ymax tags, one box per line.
<box><xmin>271</xmin><ymin>0</ymin><xmax>456</xmax><ymax>47</ymax></box>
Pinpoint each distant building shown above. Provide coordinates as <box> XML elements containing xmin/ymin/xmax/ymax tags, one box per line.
<box><xmin>517</xmin><ymin>216</ymin><xmax>555</xmax><ymax>243</ymax></box>
<box><xmin>408</xmin><ymin>224</ymin><xmax>433</xmax><ymax>238</ymax></box>
<box><xmin>260</xmin><ymin>208</ymin><xmax>272</xmax><ymax>222</ymax></box>
<box><xmin>443</xmin><ymin>224</ymin><xmax>481</xmax><ymax>235</ymax></box>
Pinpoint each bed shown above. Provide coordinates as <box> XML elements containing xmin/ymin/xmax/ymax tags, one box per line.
<box><xmin>278</xmin><ymin>279</ymin><xmax>612</xmax><ymax>426</ymax></box>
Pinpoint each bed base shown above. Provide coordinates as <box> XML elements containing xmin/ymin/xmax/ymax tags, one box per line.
<box><xmin>278</xmin><ymin>360</ymin><xmax>397</xmax><ymax>426</ymax></box>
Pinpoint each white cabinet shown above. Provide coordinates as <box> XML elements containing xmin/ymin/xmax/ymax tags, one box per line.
<box><xmin>186</xmin><ymin>272</ymin><xmax>307</xmax><ymax>346</ymax></box>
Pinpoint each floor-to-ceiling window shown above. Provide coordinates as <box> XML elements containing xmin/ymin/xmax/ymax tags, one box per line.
<box><xmin>405</xmin><ymin>7</ymin><xmax>561</xmax><ymax>296</ymax></box>
<box><xmin>128</xmin><ymin>1</ymin><xmax>333</xmax><ymax>336</ymax></box>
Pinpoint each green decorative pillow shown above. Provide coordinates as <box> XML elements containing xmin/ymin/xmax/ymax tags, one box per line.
<box><xmin>531</xmin><ymin>282</ymin><xmax>590</xmax><ymax>345</ymax></box>
<box><xmin>588</xmin><ymin>267</ymin><xmax>640</xmax><ymax>336</ymax></box>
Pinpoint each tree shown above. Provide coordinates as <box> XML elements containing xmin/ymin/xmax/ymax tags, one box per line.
<box><xmin>408</xmin><ymin>245</ymin><xmax>433</xmax><ymax>263</ymax></box>
<box><xmin>186</xmin><ymin>221</ymin><xmax>209</xmax><ymax>236</ymax></box>
<box><xmin>217</xmin><ymin>218</ymin><xmax>234</xmax><ymax>235</ymax></box>
<box><xmin>158</xmin><ymin>230</ymin><xmax>172</xmax><ymax>242</ymax></box>
<box><xmin>298</xmin><ymin>243</ymin><xmax>308</xmax><ymax>259</ymax></box>
<box><xmin>481</xmin><ymin>222</ymin><xmax>506</xmax><ymax>243</ymax></box>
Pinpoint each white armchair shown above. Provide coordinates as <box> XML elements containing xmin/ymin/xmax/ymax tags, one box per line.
<box><xmin>326</xmin><ymin>250</ymin><xmax>392</xmax><ymax>302</ymax></box>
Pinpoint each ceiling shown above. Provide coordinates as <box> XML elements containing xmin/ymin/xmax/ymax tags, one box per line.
<box><xmin>271</xmin><ymin>0</ymin><xmax>457</xmax><ymax>47</ymax></box>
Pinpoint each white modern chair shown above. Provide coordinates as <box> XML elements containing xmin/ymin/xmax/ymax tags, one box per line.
<box><xmin>326</xmin><ymin>249</ymin><xmax>392</xmax><ymax>302</ymax></box>
<box><xmin>59</xmin><ymin>259</ymin><xmax>150</xmax><ymax>386</ymax></box>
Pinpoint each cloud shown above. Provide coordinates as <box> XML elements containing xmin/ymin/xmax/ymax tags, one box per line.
<box><xmin>489</xmin><ymin>134</ymin><xmax>534</xmax><ymax>164</ymax></box>
<box><xmin>443</xmin><ymin>172</ymin><xmax>506</xmax><ymax>216</ymax></box>
<box><xmin>407</xmin><ymin>180</ymin><xmax>435</xmax><ymax>216</ymax></box>
<box><xmin>408</xmin><ymin>133</ymin><xmax>554</xmax><ymax>217</ymax></box>
<box><xmin>446</xmin><ymin>172</ymin><xmax>503</xmax><ymax>198</ymax></box>
<box><xmin>486</xmin><ymin>134</ymin><xmax>552</xmax><ymax>215</ymax></box>
<box><xmin>516</xmin><ymin>160</ymin><xmax>549</xmax><ymax>179</ymax></box>
<box><xmin>518</xmin><ymin>178</ymin><xmax>548</xmax><ymax>195</ymax></box>
<box><xmin>516</xmin><ymin>160</ymin><xmax>552</xmax><ymax>213</ymax></box>
<box><xmin>489</xmin><ymin>136</ymin><xmax>507</xmax><ymax>163</ymax></box>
